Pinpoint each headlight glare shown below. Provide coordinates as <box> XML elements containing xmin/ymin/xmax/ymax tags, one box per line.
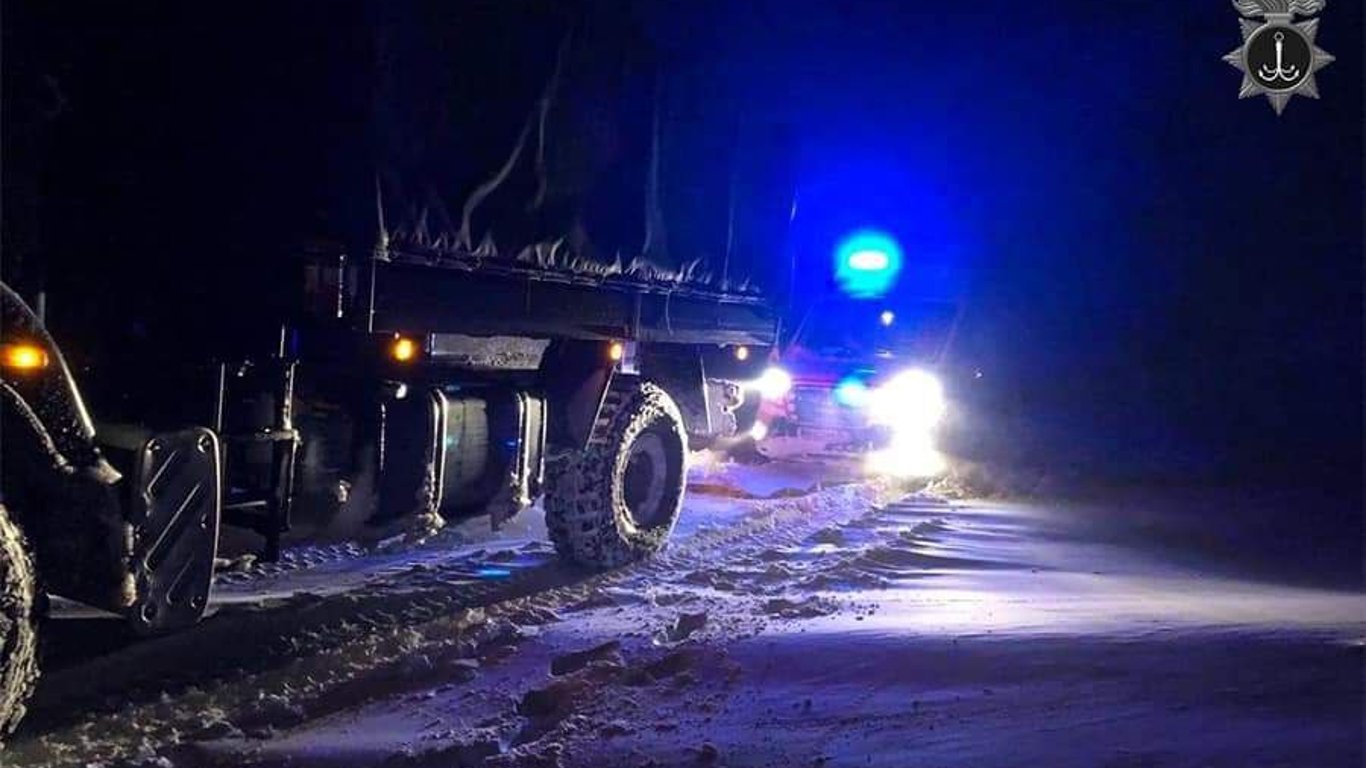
<box><xmin>750</xmin><ymin>366</ymin><xmax>793</xmax><ymax>401</ymax></box>
<box><xmin>867</xmin><ymin>369</ymin><xmax>945</xmax><ymax>429</ymax></box>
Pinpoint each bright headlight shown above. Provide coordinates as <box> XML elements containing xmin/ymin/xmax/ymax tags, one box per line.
<box><xmin>866</xmin><ymin>431</ymin><xmax>947</xmax><ymax>478</ymax></box>
<box><xmin>749</xmin><ymin>366</ymin><xmax>793</xmax><ymax>401</ymax></box>
<box><xmin>863</xmin><ymin>369</ymin><xmax>948</xmax><ymax>479</ymax></box>
<box><xmin>867</xmin><ymin>369</ymin><xmax>945</xmax><ymax>429</ymax></box>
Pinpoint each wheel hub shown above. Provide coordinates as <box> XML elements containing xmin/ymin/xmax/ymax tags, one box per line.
<box><xmin>623</xmin><ymin>430</ymin><xmax>669</xmax><ymax>529</ymax></box>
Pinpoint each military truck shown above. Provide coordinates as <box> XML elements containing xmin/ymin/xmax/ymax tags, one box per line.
<box><xmin>0</xmin><ymin>1</ymin><xmax>794</xmax><ymax>733</ymax></box>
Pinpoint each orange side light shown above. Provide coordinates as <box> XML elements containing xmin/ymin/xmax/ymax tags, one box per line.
<box><xmin>608</xmin><ymin>341</ymin><xmax>625</xmax><ymax>362</ymax></box>
<box><xmin>735</xmin><ymin>345</ymin><xmax>751</xmax><ymax>361</ymax></box>
<box><xmin>0</xmin><ymin>343</ymin><xmax>48</xmax><ymax>372</ymax></box>
<box><xmin>390</xmin><ymin>336</ymin><xmax>419</xmax><ymax>363</ymax></box>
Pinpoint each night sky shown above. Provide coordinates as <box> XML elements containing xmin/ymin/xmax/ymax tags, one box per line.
<box><xmin>3</xmin><ymin>0</ymin><xmax>1362</xmax><ymax>487</ymax></box>
<box><xmin>712</xmin><ymin>0</ymin><xmax>1363</xmax><ymax>486</ymax></box>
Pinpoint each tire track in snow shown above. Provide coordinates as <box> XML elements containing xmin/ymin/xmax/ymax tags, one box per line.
<box><xmin>13</xmin><ymin>481</ymin><xmax>906</xmax><ymax>766</ymax></box>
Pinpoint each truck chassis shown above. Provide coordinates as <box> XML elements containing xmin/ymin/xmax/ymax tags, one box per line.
<box><xmin>0</xmin><ymin>250</ymin><xmax>775</xmax><ymax>735</ymax></box>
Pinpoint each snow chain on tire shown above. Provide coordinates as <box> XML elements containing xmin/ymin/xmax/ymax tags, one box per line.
<box><xmin>0</xmin><ymin>502</ymin><xmax>38</xmax><ymax>739</ymax></box>
<box><xmin>544</xmin><ymin>378</ymin><xmax>687</xmax><ymax>569</ymax></box>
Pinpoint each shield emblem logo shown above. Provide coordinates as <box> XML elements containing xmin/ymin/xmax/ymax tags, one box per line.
<box><xmin>1223</xmin><ymin>1</ymin><xmax>1334</xmax><ymax>114</ymax></box>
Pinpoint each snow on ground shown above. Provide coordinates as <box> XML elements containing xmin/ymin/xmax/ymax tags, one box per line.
<box><xmin>7</xmin><ymin>456</ymin><xmax>1363</xmax><ymax>767</ymax></box>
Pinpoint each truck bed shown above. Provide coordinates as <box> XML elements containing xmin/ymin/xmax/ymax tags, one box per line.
<box><xmin>369</xmin><ymin>254</ymin><xmax>781</xmax><ymax>347</ymax></box>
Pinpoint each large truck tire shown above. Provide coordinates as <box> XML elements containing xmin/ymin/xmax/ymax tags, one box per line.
<box><xmin>0</xmin><ymin>502</ymin><xmax>38</xmax><ymax>738</ymax></box>
<box><xmin>544</xmin><ymin>379</ymin><xmax>687</xmax><ymax>569</ymax></box>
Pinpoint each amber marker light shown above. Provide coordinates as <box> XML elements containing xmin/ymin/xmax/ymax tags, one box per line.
<box><xmin>390</xmin><ymin>336</ymin><xmax>419</xmax><ymax>363</ymax></box>
<box><xmin>0</xmin><ymin>343</ymin><xmax>49</xmax><ymax>372</ymax></box>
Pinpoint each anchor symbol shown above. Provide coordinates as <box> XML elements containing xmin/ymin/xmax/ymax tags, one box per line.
<box><xmin>1258</xmin><ymin>31</ymin><xmax>1301</xmax><ymax>83</ymax></box>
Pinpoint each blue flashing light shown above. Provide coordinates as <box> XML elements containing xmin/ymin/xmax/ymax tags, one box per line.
<box><xmin>879</xmin><ymin>310</ymin><xmax>896</xmax><ymax>327</ymax></box>
<box><xmin>848</xmin><ymin>249</ymin><xmax>890</xmax><ymax>272</ymax></box>
<box><xmin>834</xmin><ymin>229</ymin><xmax>903</xmax><ymax>299</ymax></box>
<box><xmin>834</xmin><ymin>377</ymin><xmax>870</xmax><ymax>408</ymax></box>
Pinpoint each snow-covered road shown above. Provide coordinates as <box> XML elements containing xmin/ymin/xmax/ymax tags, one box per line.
<box><xmin>7</xmin><ymin>458</ymin><xmax>1362</xmax><ymax>767</ymax></box>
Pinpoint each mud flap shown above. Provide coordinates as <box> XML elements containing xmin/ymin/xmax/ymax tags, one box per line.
<box><xmin>125</xmin><ymin>428</ymin><xmax>222</xmax><ymax>635</ymax></box>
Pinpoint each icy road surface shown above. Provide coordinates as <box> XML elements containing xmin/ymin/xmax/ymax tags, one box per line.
<box><xmin>7</xmin><ymin>458</ymin><xmax>1363</xmax><ymax>768</ymax></box>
